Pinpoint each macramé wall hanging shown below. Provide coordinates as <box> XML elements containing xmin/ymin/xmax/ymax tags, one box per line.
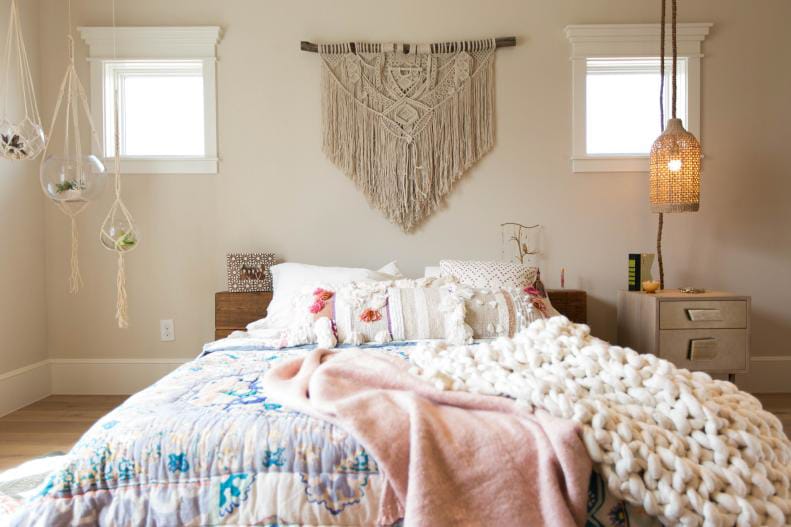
<box><xmin>40</xmin><ymin>0</ymin><xmax>106</xmax><ymax>294</ymax></box>
<box><xmin>0</xmin><ymin>0</ymin><xmax>45</xmax><ymax>160</ymax></box>
<box><xmin>302</xmin><ymin>37</ymin><xmax>515</xmax><ymax>232</ymax></box>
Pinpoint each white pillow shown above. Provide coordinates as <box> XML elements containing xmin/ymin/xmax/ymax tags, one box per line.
<box><xmin>378</xmin><ymin>260</ymin><xmax>404</xmax><ymax>278</ymax></box>
<box><xmin>423</xmin><ymin>266</ymin><xmax>441</xmax><ymax>278</ymax></box>
<box><xmin>248</xmin><ymin>262</ymin><xmax>402</xmax><ymax>330</ymax></box>
<box><xmin>439</xmin><ymin>259</ymin><xmax>538</xmax><ymax>289</ymax></box>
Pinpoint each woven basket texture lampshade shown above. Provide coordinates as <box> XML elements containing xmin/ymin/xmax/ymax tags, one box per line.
<box><xmin>649</xmin><ymin>118</ymin><xmax>701</xmax><ymax>213</ymax></box>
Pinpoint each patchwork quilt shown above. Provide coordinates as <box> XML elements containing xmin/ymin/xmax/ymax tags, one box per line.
<box><xmin>7</xmin><ymin>338</ymin><xmax>659</xmax><ymax>526</ymax></box>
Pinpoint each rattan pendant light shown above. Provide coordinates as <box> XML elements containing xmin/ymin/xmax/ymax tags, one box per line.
<box><xmin>649</xmin><ymin>0</ymin><xmax>702</xmax><ymax>288</ymax></box>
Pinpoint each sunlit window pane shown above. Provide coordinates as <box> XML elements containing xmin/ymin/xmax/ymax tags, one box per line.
<box><xmin>121</xmin><ymin>73</ymin><xmax>205</xmax><ymax>156</ymax></box>
<box><xmin>586</xmin><ymin>58</ymin><xmax>687</xmax><ymax>155</ymax></box>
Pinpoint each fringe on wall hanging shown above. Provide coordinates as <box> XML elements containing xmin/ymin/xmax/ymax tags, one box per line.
<box><xmin>317</xmin><ymin>39</ymin><xmax>498</xmax><ymax>232</ymax></box>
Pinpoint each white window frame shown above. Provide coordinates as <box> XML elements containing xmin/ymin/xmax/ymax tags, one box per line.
<box><xmin>78</xmin><ymin>26</ymin><xmax>222</xmax><ymax>174</ymax></box>
<box><xmin>565</xmin><ymin>23</ymin><xmax>711</xmax><ymax>173</ymax></box>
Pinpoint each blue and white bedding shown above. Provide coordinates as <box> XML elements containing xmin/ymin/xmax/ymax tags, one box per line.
<box><xmin>8</xmin><ymin>337</ymin><xmax>659</xmax><ymax>526</ymax></box>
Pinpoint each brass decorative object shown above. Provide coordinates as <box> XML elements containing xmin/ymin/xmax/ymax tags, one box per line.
<box><xmin>679</xmin><ymin>287</ymin><xmax>706</xmax><ymax>294</ymax></box>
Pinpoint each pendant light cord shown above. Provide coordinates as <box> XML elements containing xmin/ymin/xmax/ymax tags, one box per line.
<box><xmin>656</xmin><ymin>0</ymin><xmax>668</xmax><ymax>290</ymax></box>
<box><xmin>671</xmin><ymin>0</ymin><xmax>677</xmax><ymax>119</ymax></box>
<box><xmin>659</xmin><ymin>0</ymin><xmax>665</xmax><ymax>132</ymax></box>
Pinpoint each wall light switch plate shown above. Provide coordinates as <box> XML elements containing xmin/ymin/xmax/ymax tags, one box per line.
<box><xmin>160</xmin><ymin>319</ymin><xmax>175</xmax><ymax>341</ymax></box>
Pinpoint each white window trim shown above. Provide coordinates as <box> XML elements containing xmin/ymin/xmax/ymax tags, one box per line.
<box><xmin>565</xmin><ymin>23</ymin><xmax>712</xmax><ymax>173</ymax></box>
<box><xmin>78</xmin><ymin>26</ymin><xmax>222</xmax><ymax>175</ymax></box>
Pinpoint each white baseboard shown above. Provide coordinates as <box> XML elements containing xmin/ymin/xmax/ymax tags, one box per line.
<box><xmin>0</xmin><ymin>360</ymin><xmax>51</xmax><ymax>417</ymax></box>
<box><xmin>50</xmin><ymin>358</ymin><xmax>191</xmax><ymax>395</ymax></box>
<box><xmin>2</xmin><ymin>354</ymin><xmax>788</xmax><ymax>416</ymax></box>
<box><xmin>0</xmin><ymin>358</ymin><xmax>192</xmax><ymax>416</ymax></box>
<box><xmin>736</xmin><ymin>356</ymin><xmax>791</xmax><ymax>393</ymax></box>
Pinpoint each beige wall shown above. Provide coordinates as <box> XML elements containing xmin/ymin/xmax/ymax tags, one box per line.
<box><xmin>37</xmin><ymin>0</ymin><xmax>790</xmax><ymax>364</ymax></box>
<box><xmin>0</xmin><ymin>0</ymin><xmax>46</xmax><ymax>374</ymax></box>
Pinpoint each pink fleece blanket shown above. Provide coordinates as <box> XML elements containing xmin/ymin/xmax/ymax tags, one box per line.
<box><xmin>263</xmin><ymin>348</ymin><xmax>591</xmax><ymax>527</ymax></box>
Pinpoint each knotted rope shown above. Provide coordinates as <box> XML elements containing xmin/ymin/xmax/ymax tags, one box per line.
<box><xmin>42</xmin><ymin>0</ymin><xmax>103</xmax><ymax>294</ymax></box>
<box><xmin>318</xmin><ymin>39</ymin><xmax>497</xmax><ymax>231</ymax></box>
<box><xmin>98</xmin><ymin>0</ymin><xmax>138</xmax><ymax>328</ymax></box>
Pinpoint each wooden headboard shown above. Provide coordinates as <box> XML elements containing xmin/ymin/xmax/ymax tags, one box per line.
<box><xmin>215</xmin><ymin>289</ymin><xmax>586</xmax><ymax>340</ymax></box>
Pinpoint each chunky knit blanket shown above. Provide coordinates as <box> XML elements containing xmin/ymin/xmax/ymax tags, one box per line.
<box><xmin>409</xmin><ymin>317</ymin><xmax>791</xmax><ymax>527</ymax></box>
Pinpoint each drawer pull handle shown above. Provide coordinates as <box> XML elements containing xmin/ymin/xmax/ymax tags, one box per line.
<box><xmin>687</xmin><ymin>309</ymin><xmax>723</xmax><ymax>322</ymax></box>
<box><xmin>688</xmin><ymin>338</ymin><xmax>718</xmax><ymax>360</ymax></box>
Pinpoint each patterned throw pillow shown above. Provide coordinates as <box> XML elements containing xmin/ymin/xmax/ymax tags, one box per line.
<box><xmin>386</xmin><ymin>287</ymin><xmax>454</xmax><ymax>341</ymax></box>
<box><xmin>464</xmin><ymin>286</ymin><xmax>559</xmax><ymax>338</ymax></box>
<box><xmin>248</xmin><ymin>261</ymin><xmax>403</xmax><ymax>331</ymax></box>
<box><xmin>439</xmin><ymin>260</ymin><xmax>538</xmax><ymax>289</ymax></box>
<box><xmin>290</xmin><ymin>278</ymin><xmax>469</xmax><ymax>347</ymax></box>
<box><xmin>259</xmin><ymin>278</ymin><xmax>558</xmax><ymax>348</ymax></box>
<box><xmin>329</xmin><ymin>286</ymin><xmax>457</xmax><ymax>344</ymax></box>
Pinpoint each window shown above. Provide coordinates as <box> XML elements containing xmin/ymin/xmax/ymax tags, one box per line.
<box><xmin>586</xmin><ymin>58</ymin><xmax>687</xmax><ymax>155</ymax></box>
<box><xmin>79</xmin><ymin>27</ymin><xmax>221</xmax><ymax>174</ymax></box>
<box><xmin>104</xmin><ymin>62</ymin><xmax>206</xmax><ymax>157</ymax></box>
<box><xmin>565</xmin><ymin>24</ymin><xmax>711</xmax><ymax>173</ymax></box>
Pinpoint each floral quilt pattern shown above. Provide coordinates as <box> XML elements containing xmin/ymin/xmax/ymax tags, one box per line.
<box><xmin>9</xmin><ymin>338</ymin><xmax>657</xmax><ymax>526</ymax></box>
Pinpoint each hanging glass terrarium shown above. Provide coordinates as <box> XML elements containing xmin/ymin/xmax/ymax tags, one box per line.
<box><xmin>0</xmin><ymin>0</ymin><xmax>45</xmax><ymax>160</ymax></box>
<box><xmin>0</xmin><ymin>118</ymin><xmax>44</xmax><ymax>160</ymax></box>
<box><xmin>39</xmin><ymin>36</ymin><xmax>107</xmax><ymax>207</ymax></box>
<box><xmin>99</xmin><ymin>192</ymin><xmax>140</xmax><ymax>329</ymax></box>
<box><xmin>100</xmin><ymin>0</ymin><xmax>140</xmax><ymax>327</ymax></box>
<box><xmin>40</xmin><ymin>33</ymin><xmax>107</xmax><ymax>293</ymax></box>
<box><xmin>100</xmin><ymin>214</ymin><xmax>140</xmax><ymax>253</ymax></box>
<box><xmin>41</xmin><ymin>154</ymin><xmax>106</xmax><ymax>205</ymax></box>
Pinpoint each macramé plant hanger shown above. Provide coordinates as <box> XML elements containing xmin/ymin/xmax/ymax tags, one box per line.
<box><xmin>0</xmin><ymin>0</ymin><xmax>45</xmax><ymax>160</ymax></box>
<box><xmin>99</xmin><ymin>0</ymin><xmax>139</xmax><ymax>328</ymax></box>
<box><xmin>40</xmin><ymin>0</ymin><xmax>107</xmax><ymax>293</ymax></box>
<box><xmin>99</xmin><ymin>90</ymin><xmax>139</xmax><ymax>328</ymax></box>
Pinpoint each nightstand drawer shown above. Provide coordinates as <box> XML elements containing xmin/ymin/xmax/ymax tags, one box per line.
<box><xmin>659</xmin><ymin>329</ymin><xmax>747</xmax><ymax>372</ymax></box>
<box><xmin>660</xmin><ymin>300</ymin><xmax>747</xmax><ymax>330</ymax></box>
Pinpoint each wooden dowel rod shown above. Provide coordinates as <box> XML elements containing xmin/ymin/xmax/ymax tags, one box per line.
<box><xmin>300</xmin><ymin>36</ymin><xmax>516</xmax><ymax>53</ymax></box>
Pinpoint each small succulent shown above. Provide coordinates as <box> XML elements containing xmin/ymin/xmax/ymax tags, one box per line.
<box><xmin>117</xmin><ymin>231</ymin><xmax>137</xmax><ymax>249</ymax></box>
<box><xmin>54</xmin><ymin>180</ymin><xmax>86</xmax><ymax>194</ymax></box>
<box><xmin>107</xmin><ymin>229</ymin><xmax>137</xmax><ymax>250</ymax></box>
<box><xmin>1</xmin><ymin>134</ymin><xmax>27</xmax><ymax>158</ymax></box>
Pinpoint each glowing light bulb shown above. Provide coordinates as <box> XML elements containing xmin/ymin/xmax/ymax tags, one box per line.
<box><xmin>667</xmin><ymin>159</ymin><xmax>682</xmax><ymax>172</ymax></box>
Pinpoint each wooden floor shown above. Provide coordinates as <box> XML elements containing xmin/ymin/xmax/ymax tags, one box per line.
<box><xmin>0</xmin><ymin>395</ymin><xmax>127</xmax><ymax>470</ymax></box>
<box><xmin>0</xmin><ymin>393</ymin><xmax>789</xmax><ymax>472</ymax></box>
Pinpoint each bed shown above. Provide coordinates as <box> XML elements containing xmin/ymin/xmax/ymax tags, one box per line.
<box><xmin>7</xmin><ymin>341</ymin><xmax>654</xmax><ymax>526</ymax></box>
<box><xmin>5</xmin><ymin>285</ymin><xmax>656</xmax><ymax>526</ymax></box>
<box><xmin>7</xmin><ymin>263</ymin><xmax>789</xmax><ymax>526</ymax></box>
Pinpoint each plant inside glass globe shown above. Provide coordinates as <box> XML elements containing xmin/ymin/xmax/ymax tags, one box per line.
<box><xmin>40</xmin><ymin>154</ymin><xmax>106</xmax><ymax>203</ymax></box>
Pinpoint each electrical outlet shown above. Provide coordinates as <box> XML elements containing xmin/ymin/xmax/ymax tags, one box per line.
<box><xmin>160</xmin><ymin>319</ymin><xmax>175</xmax><ymax>341</ymax></box>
